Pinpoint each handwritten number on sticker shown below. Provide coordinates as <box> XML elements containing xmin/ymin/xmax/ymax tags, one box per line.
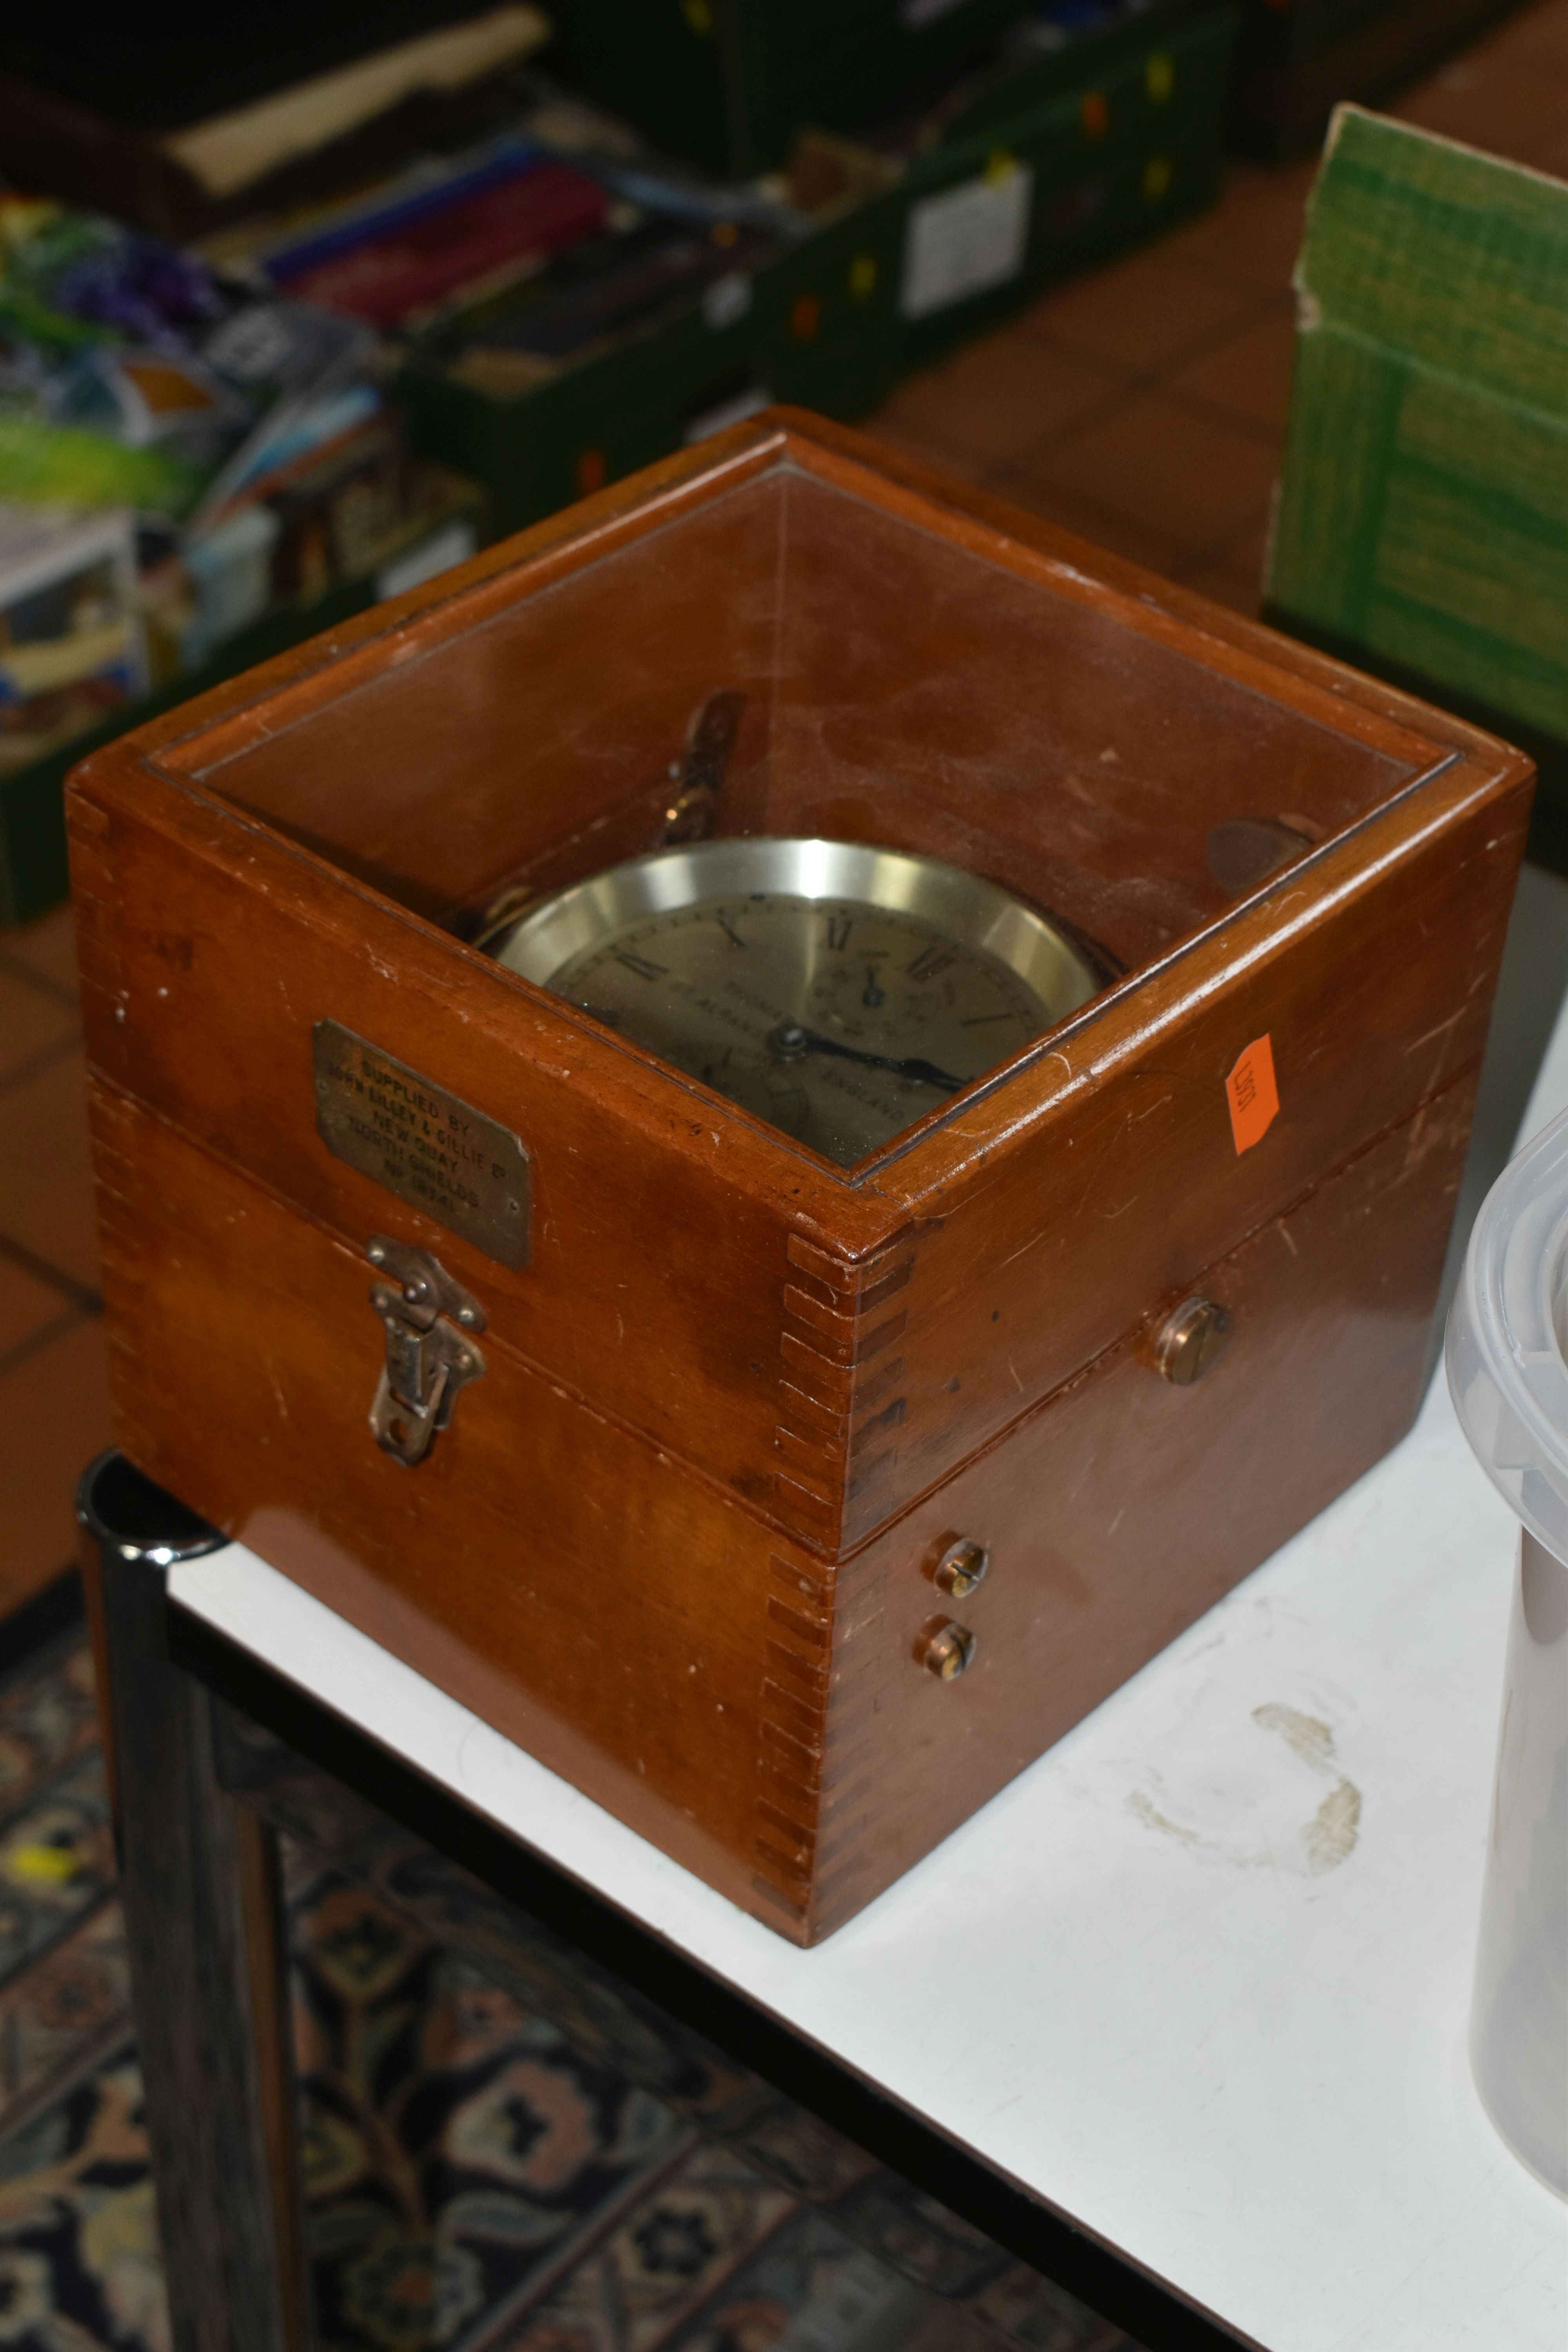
<box><xmin>1226</xmin><ymin>1034</ymin><xmax>1278</xmax><ymax>1154</ymax></box>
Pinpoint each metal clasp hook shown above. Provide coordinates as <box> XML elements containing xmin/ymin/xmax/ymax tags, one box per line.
<box><xmin>365</xmin><ymin>1236</ymin><xmax>486</xmax><ymax>1467</ymax></box>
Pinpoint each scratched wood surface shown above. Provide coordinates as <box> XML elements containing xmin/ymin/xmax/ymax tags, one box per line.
<box><xmin>66</xmin><ymin>410</ymin><xmax>1533</xmax><ymax>1937</ymax></box>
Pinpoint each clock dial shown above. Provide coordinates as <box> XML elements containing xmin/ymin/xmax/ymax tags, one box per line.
<box><xmin>552</xmin><ymin>890</ymin><xmax>1050</xmax><ymax>1162</ymax></box>
<box><xmin>490</xmin><ymin>839</ymin><xmax>1099</xmax><ymax>1166</ymax></box>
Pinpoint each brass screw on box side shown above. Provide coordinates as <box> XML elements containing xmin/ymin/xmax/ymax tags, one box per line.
<box><xmin>935</xmin><ymin>1538</ymin><xmax>989</xmax><ymax>1597</ymax></box>
<box><xmin>922</xmin><ymin>1621</ymin><xmax>977</xmax><ymax>1680</ymax></box>
<box><xmin>1152</xmin><ymin>1296</ymin><xmax>1232</xmax><ymax>1387</ymax></box>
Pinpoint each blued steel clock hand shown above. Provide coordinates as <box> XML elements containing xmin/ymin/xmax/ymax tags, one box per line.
<box><xmin>769</xmin><ymin>1022</ymin><xmax>964</xmax><ymax>1093</ymax></box>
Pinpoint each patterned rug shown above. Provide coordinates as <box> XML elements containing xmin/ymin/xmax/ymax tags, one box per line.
<box><xmin>0</xmin><ymin>1599</ymin><xmax>1142</xmax><ymax>2352</ymax></box>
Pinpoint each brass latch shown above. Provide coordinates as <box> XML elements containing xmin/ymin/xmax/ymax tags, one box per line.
<box><xmin>365</xmin><ymin>1236</ymin><xmax>486</xmax><ymax>1467</ymax></box>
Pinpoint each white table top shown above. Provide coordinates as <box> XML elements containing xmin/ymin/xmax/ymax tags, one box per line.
<box><xmin>171</xmin><ymin>875</ymin><xmax>1568</xmax><ymax>2352</ymax></box>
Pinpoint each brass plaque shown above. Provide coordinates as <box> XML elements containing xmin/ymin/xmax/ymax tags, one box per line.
<box><xmin>312</xmin><ymin>1022</ymin><xmax>530</xmax><ymax>1269</ymax></box>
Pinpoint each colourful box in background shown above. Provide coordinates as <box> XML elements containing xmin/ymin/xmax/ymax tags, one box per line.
<box><xmin>0</xmin><ymin>506</ymin><xmax>147</xmax><ymax>779</ymax></box>
<box><xmin>0</xmin><ymin>465</ymin><xmax>483</xmax><ymax>927</ymax></box>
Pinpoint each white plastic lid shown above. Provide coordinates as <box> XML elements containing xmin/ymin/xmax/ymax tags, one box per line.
<box><xmin>1448</xmin><ymin>1103</ymin><xmax>1568</xmax><ymax>1563</ymax></box>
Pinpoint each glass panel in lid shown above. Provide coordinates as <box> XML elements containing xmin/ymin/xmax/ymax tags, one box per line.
<box><xmin>156</xmin><ymin>436</ymin><xmax>1444</xmax><ymax>1167</ymax></box>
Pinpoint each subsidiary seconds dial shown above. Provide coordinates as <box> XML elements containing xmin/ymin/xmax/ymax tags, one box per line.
<box><xmin>489</xmin><ymin>838</ymin><xmax>1099</xmax><ymax>1166</ymax></box>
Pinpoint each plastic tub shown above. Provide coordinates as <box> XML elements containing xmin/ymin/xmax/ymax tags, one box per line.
<box><xmin>1446</xmin><ymin>1105</ymin><xmax>1568</xmax><ymax>2200</ymax></box>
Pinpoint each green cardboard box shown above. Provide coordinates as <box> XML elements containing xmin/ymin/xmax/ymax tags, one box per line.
<box><xmin>1265</xmin><ymin>106</ymin><xmax>1568</xmax><ymax>864</ymax></box>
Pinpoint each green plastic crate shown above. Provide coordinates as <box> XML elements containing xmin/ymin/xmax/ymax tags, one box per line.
<box><xmin>397</xmin><ymin>193</ymin><xmax>906</xmax><ymax>541</ymax></box>
<box><xmin>401</xmin><ymin>7</ymin><xmax>1238</xmax><ymax>539</ymax></box>
<box><xmin>895</xmin><ymin>1</ymin><xmax>1240</xmax><ymax>366</ymax></box>
<box><xmin>1265</xmin><ymin>106</ymin><xmax>1568</xmax><ymax>866</ymax></box>
<box><xmin>544</xmin><ymin>0</ymin><xmax>1042</xmax><ymax>176</ymax></box>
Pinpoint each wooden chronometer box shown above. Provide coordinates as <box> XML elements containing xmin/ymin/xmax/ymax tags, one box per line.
<box><xmin>69</xmin><ymin>410</ymin><xmax>1532</xmax><ymax>1944</ymax></box>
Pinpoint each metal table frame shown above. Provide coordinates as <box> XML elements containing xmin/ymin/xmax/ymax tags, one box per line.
<box><xmin>80</xmin><ymin>1451</ymin><xmax>1254</xmax><ymax>2352</ymax></box>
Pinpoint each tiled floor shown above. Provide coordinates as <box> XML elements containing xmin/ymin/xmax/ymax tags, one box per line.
<box><xmin>0</xmin><ymin>913</ymin><xmax>108</xmax><ymax>1616</ymax></box>
<box><xmin>3</xmin><ymin>0</ymin><xmax>1567</xmax><ymax>1615</ymax></box>
<box><xmin>862</xmin><ymin>163</ymin><xmax>1308</xmax><ymax>608</ymax></box>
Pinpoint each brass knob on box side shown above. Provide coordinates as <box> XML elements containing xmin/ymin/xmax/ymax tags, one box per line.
<box><xmin>935</xmin><ymin>1537</ymin><xmax>989</xmax><ymax>1597</ymax></box>
<box><xmin>1152</xmin><ymin>1295</ymin><xmax>1232</xmax><ymax>1386</ymax></box>
<box><xmin>922</xmin><ymin>1620</ymin><xmax>976</xmax><ymax>1680</ymax></box>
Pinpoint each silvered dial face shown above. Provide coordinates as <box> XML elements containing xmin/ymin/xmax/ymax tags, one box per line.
<box><xmin>490</xmin><ymin>839</ymin><xmax>1098</xmax><ymax>1167</ymax></box>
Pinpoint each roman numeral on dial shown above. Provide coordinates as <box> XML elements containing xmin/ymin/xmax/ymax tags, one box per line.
<box><xmin>906</xmin><ymin>941</ymin><xmax>956</xmax><ymax>981</ymax></box>
<box><xmin>613</xmin><ymin>949</ymin><xmax>667</xmax><ymax>981</ymax></box>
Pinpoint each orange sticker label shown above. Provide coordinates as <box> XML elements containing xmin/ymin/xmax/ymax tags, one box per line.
<box><xmin>1226</xmin><ymin>1034</ymin><xmax>1278</xmax><ymax>1154</ymax></box>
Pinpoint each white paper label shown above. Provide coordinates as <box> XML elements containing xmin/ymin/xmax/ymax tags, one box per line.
<box><xmin>899</xmin><ymin>163</ymin><xmax>1034</xmax><ymax>320</ymax></box>
<box><xmin>702</xmin><ymin>270</ymin><xmax>753</xmax><ymax>331</ymax></box>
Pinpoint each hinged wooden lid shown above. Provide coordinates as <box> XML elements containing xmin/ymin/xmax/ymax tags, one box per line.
<box><xmin>69</xmin><ymin>410</ymin><xmax>1533</xmax><ymax>1555</ymax></box>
